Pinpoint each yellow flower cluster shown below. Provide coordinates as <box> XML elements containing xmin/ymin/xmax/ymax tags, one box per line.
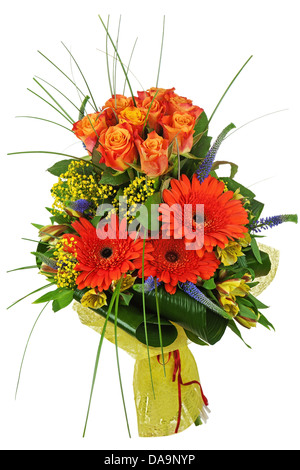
<box><xmin>53</xmin><ymin>237</ymin><xmax>79</xmax><ymax>289</ymax></box>
<box><xmin>51</xmin><ymin>160</ymin><xmax>116</xmax><ymax>217</ymax></box>
<box><xmin>122</xmin><ymin>176</ymin><xmax>155</xmax><ymax>221</ymax></box>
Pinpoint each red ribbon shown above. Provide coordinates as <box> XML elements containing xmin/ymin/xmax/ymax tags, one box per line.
<box><xmin>157</xmin><ymin>349</ymin><xmax>208</xmax><ymax>434</ymax></box>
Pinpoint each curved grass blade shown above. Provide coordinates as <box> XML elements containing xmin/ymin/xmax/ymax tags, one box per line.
<box><xmin>114</xmin><ymin>278</ymin><xmax>131</xmax><ymax>438</ymax></box>
<box><xmin>79</xmin><ymin>96</ymin><xmax>90</xmax><ymax>120</ymax></box>
<box><xmin>142</xmin><ymin>236</ymin><xmax>155</xmax><ymax>398</ymax></box>
<box><xmin>15</xmin><ymin>116</ymin><xmax>73</xmax><ymax>133</ymax></box>
<box><xmin>15</xmin><ymin>302</ymin><xmax>50</xmax><ymax>399</ymax></box>
<box><xmin>105</xmin><ymin>15</ymin><xmax>113</xmax><ymax>97</ymax></box>
<box><xmin>37</xmin><ymin>50</ymin><xmax>94</xmax><ymax>108</ymax></box>
<box><xmin>113</xmin><ymin>16</ymin><xmax>122</xmax><ymax>108</ymax></box>
<box><xmin>208</xmin><ymin>55</ymin><xmax>253</xmax><ymax>125</ymax></box>
<box><xmin>33</xmin><ymin>78</ymin><xmax>75</xmax><ymax>123</ymax></box>
<box><xmin>97</xmin><ymin>48</ymin><xmax>145</xmax><ymax>92</ymax></box>
<box><xmin>34</xmin><ymin>76</ymin><xmax>81</xmax><ymax>112</ymax></box>
<box><xmin>154</xmin><ymin>278</ymin><xmax>166</xmax><ymax>377</ymax></box>
<box><xmin>27</xmin><ymin>88</ymin><xmax>73</xmax><ymax>125</ymax></box>
<box><xmin>7</xmin><ymin>265</ymin><xmax>38</xmax><ymax>273</ymax></box>
<box><xmin>7</xmin><ymin>150</ymin><xmax>102</xmax><ymax>171</ymax></box>
<box><xmin>98</xmin><ymin>15</ymin><xmax>137</xmax><ymax>107</ymax></box>
<box><xmin>123</xmin><ymin>37</ymin><xmax>138</xmax><ymax>95</ymax></box>
<box><xmin>61</xmin><ymin>42</ymin><xmax>98</xmax><ymax>112</ymax></box>
<box><xmin>82</xmin><ymin>287</ymin><xmax>119</xmax><ymax>437</ymax></box>
<box><xmin>142</xmin><ymin>90</ymin><xmax>159</xmax><ymax>135</ymax></box>
<box><xmin>7</xmin><ymin>283</ymin><xmax>54</xmax><ymax>310</ymax></box>
<box><xmin>224</xmin><ymin>108</ymin><xmax>289</xmax><ymax>140</ymax></box>
<box><xmin>156</xmin><ymin>15</ymin><xmax>165</xmax><ymax>87</ymax></box>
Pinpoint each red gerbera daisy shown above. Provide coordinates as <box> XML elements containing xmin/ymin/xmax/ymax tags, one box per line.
<box><xmin>159</xmin><ymin>174</ymin><xmax>249</xmax><ymax>255</ymax></box>
<box><xmin>140</xmin><ymin>237</ymin><xmax>220</xmax><ymax>294</ymax></box>
<box><xmin>63</xmin><ymin>216</ymin><xmax>153</xmax><ymax>291</ymax></box>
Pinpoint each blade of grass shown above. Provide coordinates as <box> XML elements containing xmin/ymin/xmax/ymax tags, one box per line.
<box><xmin>208</xmin><ymin>55</ymin><xmax>253</xmax><ymax>125</ymax></box>
<box><xmin>34</xmin><ymin>76</ymin><xmax>81</xmax><ymax>112</ymax></box>
<box><xmin>123</xmin><ymin>37</ymin><xmax>138</xmax><ymax>95</ymax></box>
<box><xmin>98</xmin><ymin>15</ymin><xmax>137</xmax><ymax>107</ymax></box>
<box><xmin>142</xmin><ymin>236</ymin><xmax>155</xmax><ymax>399</ymax></box>
<box><xmin>105</xmin><ymin>15</ymin><xmax>113</xmax><ymax>97</ymax></box>
<box><xmin>224</xmin><ymin>108</ymin><xmax>289</xmax><ymax>140</ymax></box>
<box><xmin>27</xmin><ymin>88</ymin><xmax>74</xmax><ymax>125</ymax></box>
<box><xmin>61</xmin><ymin>42</ymin><xmax>98</xmax><ymax>112</ymax></box>
<box><xmin>15</xmin><ymin>302</ymin><xmax>50</xmax><ymax>399</ymax></box>
<box><xmin>154</xmin><ymin>278</ymin><xmax>166</xmax><ymax>377</ymax></box>
<box><xmin>142</xmin><ymin>90</ymin><xmax>159</xmax><ymax>136</ymax></box>
<box><xmin>113</xmin><ymin>15</ymin><xmax>122</xmax><ymax>108</ymax></box>
<box><xmin>7</xmin><ymin>150</ymin><xmax>102</xmax><ymax>171</ymax></box>
<box><xmin>114</xmin><ymin>277</ymin><xmax>131</xmax><ymax>438</ymax></box>
<box><xmin>7</xmin><ymin>265</ymin><xmax>38</xmax><ymax>273</ymax></box>
<box><xmin>97</xmin><ymin>48</ymin><xmax>145</xmax><ymax>91</ymax></box>
<box><xmin>82</xmin><ymin>287</ymin><xmax>119</xmax><ymax>437</ymax></box>
<box><xmin>156</xmin><ymin>15</ymin><xmax>165</xmax><ymax>88</ymax></box>
<box><xmin>33</xmin><ymin>78</ymin><xmax>75</xmax><ymax>123</ymax></box>
<box><xmin>37</xmin><ymin>50</ymin><xmax>95</xmax><ymax>109</ymax></box>
<box><xmin>15</xmin><ymin>116</ymin><xmax>73</xmax><ymax>132</ymax></box>
<box><xmin>7</xmin><ymin>283</ymin><xmax>54</xmax><ymax>310</ymax></box>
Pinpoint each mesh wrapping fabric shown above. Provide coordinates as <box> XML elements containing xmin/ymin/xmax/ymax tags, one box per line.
<box><xmin>73</xmin><ymin>302</ymin><xmax>207</xmax><ymax>436</ymax></box>
<box><xmin>251</xmin><ymin>244</ymin><xmax>280</xmax><ymax>297</ymax></box>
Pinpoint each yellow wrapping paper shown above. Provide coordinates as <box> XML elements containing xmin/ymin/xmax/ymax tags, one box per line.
<box><xmin>73</xmin><ymin>301</ymin><xmax>208</xmax><ymax>437</ymax></box>
<box><xmin>251</xmin><ymin>244</ymin><xmax>280</xmax><ymax>296</ymax></box>
<box><xmin>72</xmin><ymin>243</ymin><xmax>279</xmax><ymax>437</ymax></box>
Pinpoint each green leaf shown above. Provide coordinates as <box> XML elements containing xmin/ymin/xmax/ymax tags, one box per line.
<box><xmin>245</xmin><ymin>249</ymin><xmax>271</xmax><ymax>277</ymax></box>
<box><xmin>221</xmin><ymin>177</ymin><xmax>256</xmax><ymax>199</ymax></box>
<box><xmin>99</xmin><ymin>167</ymin><xmax>130</xmax><ymax>186</ymax></box>
<box><xmin>227</xmin><ymin>320</ymin><xmax>252</xmax><ymax>348</ymax></box>
<box><xmin>33</xmin><ymin>287</ymin><xmax>73</xmax><ymax>304</ymax></box>
<box><xmin>202</xmin><ymin>278</ymin><xmax>217</xmax><ymax>290</ymax></box>
<box><xmin>79</xmin><ymin>95</ymin><xmax>90</xmax><ymax>120</ymax></box>
<box><xmin>258</xmin><ymin>313</ymin><xmax>275</xmax><ymax>331</ymax></box>
<box><xmin>52</xmin><ymin>290</ymin><xmax>74</xmax><ymax>312</ymax></box>
<box><xmin>137</xmin><ymin>192</ymin><xmax>161</xmax><ymax>231</ymax></box>
<box><xmin>47</xmin><ymin>159</ymin><xmax>75</xmax><ymax>177</ymax></box>
<box><xmin>211</xmin><ymin>160</ymin><xmax>239</xmax><ymax>179</ymax></box>
<box><xmin>251</xmin><ymin>236</ymin><xmax>262</xmax><ymax>264</ymax></box>
<box><xmin>73</xmin><ymin>289</ymin><xmax>178</xmax><ymax>348</ymax></box>
<box><xmin>131</xmin><ymin>287</ymin><xmax>228</xmax><ymax>346</ymax></box>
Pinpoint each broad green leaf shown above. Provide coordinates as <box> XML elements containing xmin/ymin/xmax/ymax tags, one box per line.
<box><xmin>73</xmin><ymin>289</ymin><xmax>178</xmax><ymax>348</ymax></box>
<box><xmin>251</xmin><ymin>236</ymin><xmax>262</xmax><ymax>264</ymax></box>
<box><xmin>47</xmin><ymin>159</ymin><xmax>76</xmax><ymax>176</ymax></box>
<box><xmin>131</xmin><ymin>287</ymin><xmax>228</xmax><ymax>346</ymax></box>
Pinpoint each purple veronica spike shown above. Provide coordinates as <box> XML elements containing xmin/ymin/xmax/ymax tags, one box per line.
<box><xmin>196</xmin><ymin>123</ymin><xmax>235</xmax><ymax>183</ymax></box>
<box><xmin>69</xmin><ymin>199</ymin><xmax>91</xmax><ymax>213</ymax></box>
<box><xmin>180</xmin><ymin>281</ymin><xmax>230</xmax><ymax>319</ymax></box>
<box><xmin>144</xmin><ymin>276</ymin><xmax>161</xmax><ymax>292</ymax></box>
<box><xmin>250</xmin><ymin>214</ymin><xmax>298</xmax><ymax>233</ymax></box>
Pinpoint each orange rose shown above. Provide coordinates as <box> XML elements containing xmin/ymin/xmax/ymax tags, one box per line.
<box><xmin>96</xmin><ymin>122</ymin><xmax>137</xmax><ymax>171</ymax></box>
<box><xmin>135</xmin><ymin>131</ymin><xmax>169</xmax><ymax>177</ymax></box>
<box><xmin>139</xmin><ymin>97</ymin><xmax>166</xmax><ymax>132</ymax></box>
<box><xmin>118</xmin><ymin>106</ymin><xmax>147</xmax><ymax>135</ymax></box>
<box><xmin>102</xmin><ymin>94</ymin><xmax>134</xmax><ymax>125</ymax></box>
<box><xmin>72</xmin><ymin>112</ymin><xmax>107</xmax><ymax>153</ymax></box>
<box><xmin>160</xmin><ymin>111</ymin><xmax>196</xmax><ymax>154</ymax></box>
<box><xmin>166</xmin><ymin>93</ymin><xmax>203</xmax><ymax>119</ymax></box>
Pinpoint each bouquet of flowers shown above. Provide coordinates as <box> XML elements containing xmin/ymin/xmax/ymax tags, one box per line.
<box><xmin>8</xmin><ymin>15</ymin><xmax>297</xmax><ymax>438</ymax></box>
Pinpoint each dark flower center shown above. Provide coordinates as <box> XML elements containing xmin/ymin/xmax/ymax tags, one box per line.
<box><xmin>100</xmin><ymin>247</ymin><xmax>113</xmax><ymax>259</ymax></box>
<box><xmin>165</xmin><ymin>251</ymin><xmax>179</xmax><ymax>263</ymax></box>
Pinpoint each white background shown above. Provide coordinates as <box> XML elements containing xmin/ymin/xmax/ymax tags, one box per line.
<box><xmin>1</xmin><ymin>0</ymin><xmax>300</xmax><ymax>451</ymax></box>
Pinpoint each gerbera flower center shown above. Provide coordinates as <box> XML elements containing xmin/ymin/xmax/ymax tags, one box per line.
<box><xmin>165</xmin><ymin>251</ymin><xmax>179</xmax><ymax>263</ymax></box>
<box><xmin>100</xmin><ymin>247</ymin><xmax>113</xmax><ymax>259</ymax></box>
